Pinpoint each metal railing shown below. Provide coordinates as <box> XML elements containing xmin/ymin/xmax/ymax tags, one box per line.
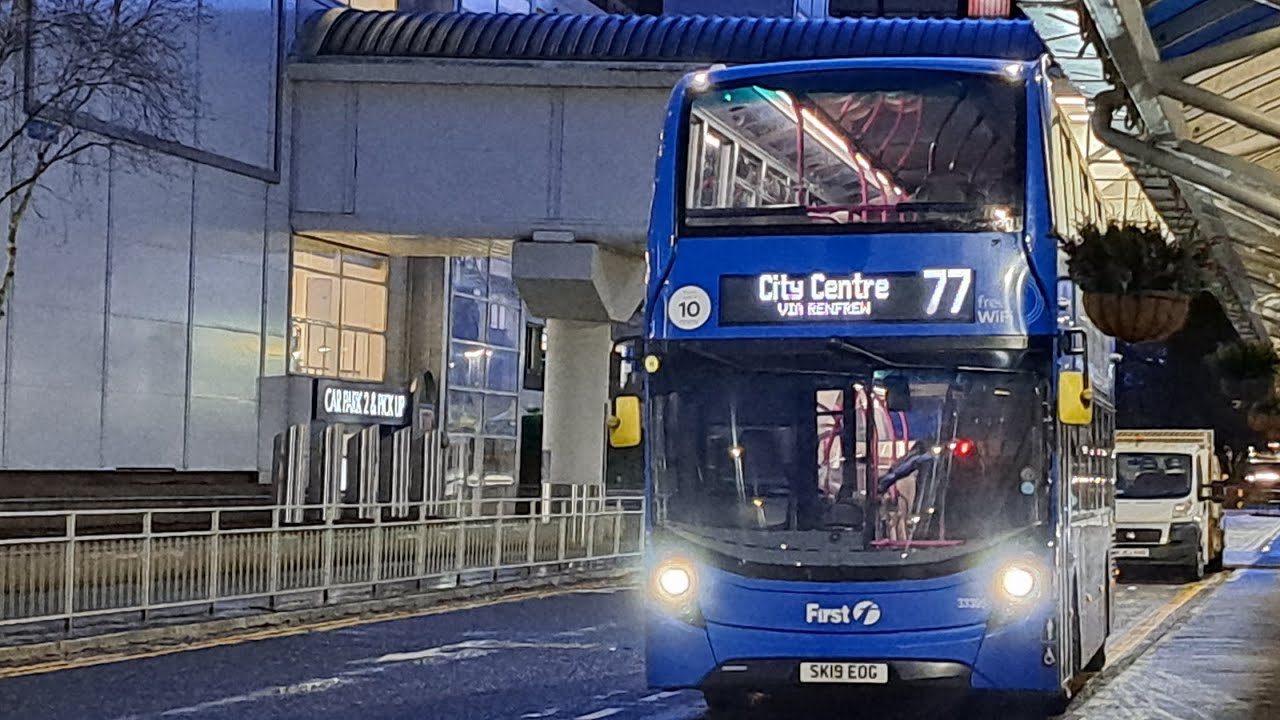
<box><xmin>0</xmin><ymin>495</ymin><xmax>644</xmax><ymax>631</ymax></box>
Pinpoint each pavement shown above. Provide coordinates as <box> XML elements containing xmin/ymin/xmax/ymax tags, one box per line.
<box><xmin>1066</xmin><ymin>513</ymin><xmax>1280</xmax><ymax>720</ymax></box>
<box><xmin>3</xmin><ymin>512</ymin><xmax>1280</xmax><ymax>720</ymax></box>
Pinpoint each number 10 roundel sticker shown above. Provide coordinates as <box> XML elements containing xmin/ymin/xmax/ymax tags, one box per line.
<box><xmin>668</xmin><ymin>285</ymin><xmax>711</xmax><ymax>330</ymax></box>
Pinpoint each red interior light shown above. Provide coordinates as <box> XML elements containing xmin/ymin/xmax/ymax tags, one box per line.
<box><xmin>954</xmin><ymin>439</ymin><xmax>975</xmax><ymax>457</ymax></box>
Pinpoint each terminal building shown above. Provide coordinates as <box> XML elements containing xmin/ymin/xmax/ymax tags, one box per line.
<box><xmin>0</xmin><ymin>0</ymin><xmax>1267</xmax><ymax>509</ymax></box>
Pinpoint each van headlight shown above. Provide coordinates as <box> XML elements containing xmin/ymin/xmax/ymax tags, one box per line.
<box><xmin>1172</xmin><ymin>501</ymin><xmax>1192</xmax><ymax>518</ymax></box>
<box><xmin>995</xmin><ymin>560</ymin><xmax>1044</xmax><ymax>603</ymax></box>
<box><xmin>652</xmin><ymin>558</ymin><xmax>697</xmax><ymax>603</ymax></box>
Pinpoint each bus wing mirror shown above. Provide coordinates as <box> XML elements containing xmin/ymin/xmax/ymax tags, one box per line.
<box><xmin>609</xmin><ymin>395</ymin><xmax>642</xmax><ymax>449</ymax></box>
<box><xmin>1057</xmin><ymin>370</ymin><xmax>1093</xmax><ymax>426</ymax></box>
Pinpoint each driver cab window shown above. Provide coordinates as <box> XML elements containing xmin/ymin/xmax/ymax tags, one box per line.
<box><xmin>816</xmin><ymin>389</ymin><xmax>846</xmax><ymax>499</ymax></box>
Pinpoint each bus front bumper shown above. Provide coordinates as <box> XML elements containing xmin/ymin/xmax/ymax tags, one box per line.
<box><xmin>700</xmin><ymin>658</ymin><xmax>971</xmax><ymax>690</ymax></box>
<box><xmin>645</xmin><ymin>605</ymin><xmax>1060</xmax><ymax>695</ymax></box>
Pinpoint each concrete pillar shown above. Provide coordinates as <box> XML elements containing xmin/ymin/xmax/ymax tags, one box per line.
<box><xmin>512</xmin><ymin>239</ymin><xmax>644</xmax><ymax>491</ymax></box>
<box><xmin>542</xmin><ymin>318</ymin><xmax>613</xmax><ymax>486</ymax></box>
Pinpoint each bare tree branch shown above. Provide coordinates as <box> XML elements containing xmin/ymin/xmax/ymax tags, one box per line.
<box><xmin>0</xmin><ymin>0</ymin><xmax>198</xmax><ymax>313</ymax></box>
<box><xmin>0</xmin><ymin>168</ymin><xmax>36</xmax><ymax>320</ymax></box>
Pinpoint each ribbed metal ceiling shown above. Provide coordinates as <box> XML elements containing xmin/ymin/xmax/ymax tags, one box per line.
<box><xmin>302</xmin><ymin>10</ymin><xmax>1047</xmax><ymax>62</ymax></box>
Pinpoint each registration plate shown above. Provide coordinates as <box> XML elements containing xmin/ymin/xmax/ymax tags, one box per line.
<box><xmin>799</xmin><ymin>662</ymin><xmax>889</xmax><ymax>684</ymax></box>
<box><xmin>1113</xmin><ymin>547</ymin><xmax>1151</xmax><ymax>558</ymax></box>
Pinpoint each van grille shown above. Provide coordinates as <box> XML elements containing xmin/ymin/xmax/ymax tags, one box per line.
<box><xmin>1115</xmin><ymin>528</ymin><xmax>1162</xmax><ymax>544</ymax></box>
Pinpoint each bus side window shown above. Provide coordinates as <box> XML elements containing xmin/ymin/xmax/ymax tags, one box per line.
<box><xmin>1104</xmin><ymin>411</ymin><xmax>1115</xmax><ymax>507</ymax></box>
<box><xmin>1085</xmin><ymin>412</ymin><xmax>1104</xmax><ymax>511</ymax></box>
<box><xmin>1067</xmin><ymin>426</ymin><xmax>1082</xmax><ymax>512</ymax></box>
<box><xmin>1086</xmin><ymin>420</ymin><xmax>1097</xmax><ymax>511</ymax></box>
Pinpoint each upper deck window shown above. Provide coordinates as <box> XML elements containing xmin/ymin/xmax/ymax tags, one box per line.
<box><xmin>681</xmin><ymin>69</ymin><xmax>1025</xmax><ymax>236</ymax></box>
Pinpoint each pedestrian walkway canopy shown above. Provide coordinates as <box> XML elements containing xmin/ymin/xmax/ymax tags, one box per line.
<box><xmin>1023</xmin><ymin>0</ymin><xmax>1280</xmax><ymax>342</ymax></box>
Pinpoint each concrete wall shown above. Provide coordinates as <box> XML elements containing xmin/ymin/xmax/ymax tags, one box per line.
<box><xmin>289</xmin><ymin>60</ymin><xmax>689</xmax><ymax>248</ymax></box>
<box><xmin>0</xmin><ymin>1</ymin><xmax>293</xmax><ymax>472</ymax></box>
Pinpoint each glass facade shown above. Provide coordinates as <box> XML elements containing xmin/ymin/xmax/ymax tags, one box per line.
<box><xmin>458</xmin><ymin>0</ymin><xmax>534</xmax><ymax>11</ymax></box>
<box><xmin>445</xmin><ymin>255</ymin><xmax>525</xmax><ymax>488</ymax></box>
<box><xmin>289</xmin><ymin>238</ymin><xmax>390</xmax><ymax>382</ymax></box>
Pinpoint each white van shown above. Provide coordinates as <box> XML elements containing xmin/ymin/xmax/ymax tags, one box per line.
<box><xmin>1113</xmin><ymin>429</ymin><xmax>1227</xmax><ymax>581</ymax></box>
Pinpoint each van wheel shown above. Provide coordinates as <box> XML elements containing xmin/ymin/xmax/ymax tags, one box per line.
<box><xmin>1187</xmin><ymin>550</ymin><xmax>1205</xmax><ymax>582</ymax></box>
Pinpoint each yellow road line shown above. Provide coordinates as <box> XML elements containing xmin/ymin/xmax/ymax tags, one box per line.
<box><xmin>1107</xmin><ymin>573</ymin><xmax>1224</xmax><ymax>663</ymax></box>
<box><xmin>0</xmin><ymin>582</ymin><xmax>635</xmax><ymax>680</ymax></box>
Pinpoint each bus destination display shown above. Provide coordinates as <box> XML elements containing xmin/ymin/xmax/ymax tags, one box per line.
<box><xmin>718</xmin><ymin>269</ymin><xmax>976</xmax><ymax>325</ymax></box>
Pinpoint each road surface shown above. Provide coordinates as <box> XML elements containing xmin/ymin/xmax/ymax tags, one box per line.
<box><xmin>3</xmin><ymin>513</ymin><xmax>1278</xmax><ymax>720</ymax></box>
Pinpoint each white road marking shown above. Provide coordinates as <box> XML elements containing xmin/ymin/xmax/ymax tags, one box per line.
<box><xmin>575</xmin><ymin>709</ymin><xmax>622</xmax><ymax>720</ymax></box>
<box><xmin>367</xmin><ymin>639</ymin><xmax>600</xmax><ymax>664</ymax></box>
<box><xmin>144</xmin><ymin>675</ymin><xmax>355</xmax><ymax>717</ymax></box>
<box><xmin>521</xmin><ymin>709</ymin><xmax>561</xmax><ymax>718</ymax></box>
<box><xmin>639</xmin><ymin>691</ymin><xmax>682</xmax><ymax>703</ymax></box>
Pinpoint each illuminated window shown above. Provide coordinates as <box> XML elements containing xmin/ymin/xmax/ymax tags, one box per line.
<box><xmin>290</xmin><ymin>238</ymin><xmax>389</xmax><ymax>381</ymax></box>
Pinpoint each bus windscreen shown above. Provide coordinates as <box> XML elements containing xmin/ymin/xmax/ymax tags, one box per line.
<box><xmin>648</xmin><ymin>349</ymin><xmax>1049</xmax><ymax>569</ymax></box>
<box><xmin>682</xmin><ymin>69</ymin><xmax>1024</xmax><ymax>235</ymax></box>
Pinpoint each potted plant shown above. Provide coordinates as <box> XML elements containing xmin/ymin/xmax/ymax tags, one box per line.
<box><xmin>1061</xmin><ymin>222</ymin><xmax>1208</xmax><ymax>343</ymax></box>
<box><xmin>1210</xmin><ymin>340</ymin><xmax>1279</xmax><ymax>402</ymax></box>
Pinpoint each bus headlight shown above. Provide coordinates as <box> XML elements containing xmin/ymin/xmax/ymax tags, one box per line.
<box><xmin>653</xmin><ymin>558</ymin><xmax>697</xmax><ymax>603</ymax></box>
<box><xmin>996</xmin><ymin>561</ymin><xmax>1043</xmax><ymax>602</ymax></box>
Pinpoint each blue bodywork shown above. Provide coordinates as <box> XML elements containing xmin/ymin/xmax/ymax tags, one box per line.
<box><xmin>645</xmin><ymin>555</ymin><xmax>1058</xmax><ymax>693</ymax></box>
<box><xmin>642</xmin><ymin>54</ymin><xmax>1105</xmax><ymax>700</ymax></box>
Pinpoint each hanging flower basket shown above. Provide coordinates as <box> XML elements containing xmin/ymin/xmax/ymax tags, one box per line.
<box><xmin>1080</xmin><ymin>291</ymin><xmax>1191</xmax><ymax>344</ymax></box>
<box><xmin>1062</xmin><ymin>222</ymin><xmax>1209</xmax><ymax>343</ymax></box>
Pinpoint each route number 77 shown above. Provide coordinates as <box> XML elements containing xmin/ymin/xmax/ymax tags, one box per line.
<box><xmin>922</xmin><ymin>268</ymin><xmax>974</xmax><ymax>315</ymax></box>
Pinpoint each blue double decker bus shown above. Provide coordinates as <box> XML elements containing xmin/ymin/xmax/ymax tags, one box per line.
<box><xmin>631</xmin><ymin>51</ymin><xmax>1118</xmax><ymax>716</ymax></box>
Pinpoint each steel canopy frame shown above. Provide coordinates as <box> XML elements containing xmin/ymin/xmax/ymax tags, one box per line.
<box><xmin>1019</xmin><ymin>0</ymin><xmax>1278</xmax><ymax>343</ymax></box>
